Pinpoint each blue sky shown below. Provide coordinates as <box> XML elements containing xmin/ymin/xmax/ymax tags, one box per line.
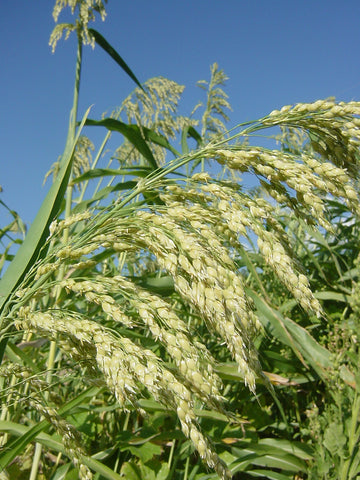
<box><xmin>2</xmin><ymin>1</ymin><xmax>360</xmax><ymax>226</ymax></box>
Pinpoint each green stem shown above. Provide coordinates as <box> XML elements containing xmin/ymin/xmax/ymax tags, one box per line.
<box><xmin>65</xmin><ymin>34</ymin><xmax>82</xmax><ymax>153</ymax></box>
<box><xmin>168</xmin><ymin>439</ymin><xmax>176</xmax><ymax>468</ymax></box>
<box><xmin>122</xmin><ymin>411</ymin><xmax>130</xmax><ymax>431</ymax></box>
<box><xmin>340</xmin><ymin>394</ymin><xmax>360</xmax><ymax>480</ymax></box>
<box><xmin>348</xmin><ymin>394</ymin><xmax>360</xmax><ymax>453</ymax></box>
<box><xmin>29</xmin><ymin>442</ymin><xmax>43</xmax><ymax>480</ymax></box>
<box><xmin>183</xmin><ymin>456</ymin><xmax>190</xmax><ymax>480</ymax></box>
<box><xmin>78</xmin><ymin>131</ymin><xmax>112</xmax><ymax>203</ymax></box>
<box><xmin>29</xmin><ymin>30</ymin><xmax>83</xmax><ymax>480</ymax></box>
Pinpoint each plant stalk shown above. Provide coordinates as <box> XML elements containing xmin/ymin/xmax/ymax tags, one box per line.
<box><xmin>29</xmin><ymin>31</ymin><xmax>83</xmax><ymax>480</ymax></box>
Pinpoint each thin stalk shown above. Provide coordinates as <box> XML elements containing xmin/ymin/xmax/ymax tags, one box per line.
<box><xmin>0</xmin><ymin>375</ymin><xmax>17</xmax><ymax>448</ymax></box>
<box><xmin>77</xmin><ymin>130</ymin><xmax>112</xmax><ymax>204</ymax></box>
<box><xmin>29</xmin><ymin>31</ymin><xmax>83</xmax><ymax>480</ymax></box>
<box><xmin>113</xmin><ymin>450</ymin><xmax>121</xmax><ymax>473</ymax></box>
<box><xmin>183</xmin><ymin>456</ymin><xmax>190</xmax><ymax>480</ymax></box>
<box><xmin>29</xmin><ymin>443</ymin><xmax>43</xmax><ymax>480</ymax></box>
<box><xmin>340</xmin><ymin>394</ymin><xmax>360</xmax><ymax>480</ymax></box>
<box><xmin>168</xmin><ymin>439</ymin><xmax>176</xmax><ymax>468</ymax></box>
<box><xmin>349</xmin><ymin>396</ymin><xmax>360</xmax><ymax>453</ymax></box>
<box><xmin>122</xmin><ymin>411</ymin><xmax>130</xmax><ymax>431</ymax></box>
<box><xmin>65</xmin><ymin>35</ymin><xmax>83</xmax><ymax>154</ymax></box>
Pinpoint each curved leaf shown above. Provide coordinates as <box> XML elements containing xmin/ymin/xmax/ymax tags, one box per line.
<box><xmin>245</xmin><ymin>469</ymin><xmax>295</xmax><ymax>479</ymax></box>
<box><xmin>85</xmin><ymin>119</ymin><xmax>161</xmax><ymax>169</ymax></box>
<box><xmin>71</xmin><ymin>166</ymin><xmax>152</xmax><ymax>184</ymax></box>
<box><xmin>247</xmin><ymin>289</ymin><xmax>332</xmax><ymax>377</ymax></box>
<box><xmin>231</xmin><ymin>444</ymin><xmax>306</xmax><ymax>472</ymax></box>
<box><xmin>72</xmin><ymin>180</ymin><xmax>139</xmax><ymax>213</ymax></box>
<box><xmin>181</xmin><ymin>125</ymin><xmax>203</xmax><ymax>154</ymax></box>
<box><xmin>0</xmin><ymin>108</ymin><xmax>91</xmax><ymax>362</ymax></box>
<box><xmin>89</xmin><ymin>28</ymin><xmax>143</xmax><ymax>92</ymax></box>
<box><xmin>85</xmin><ymin>117</ymin><xmax>182</xmax><ymax>166</ymax></box>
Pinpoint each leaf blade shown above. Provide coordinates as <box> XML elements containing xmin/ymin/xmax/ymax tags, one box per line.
<box><xmin>84</xmin><ymin>119</ymin><xmax>160</xmax><ymax>169</ymax></box>
<box><xmin>89</xmin><ymin>28</ymin><xmax>143</xmax><ymax>91</ymax></box>
<box><xmin>248</xmin><ymin>289</ymin><xmax>332</xmax><ymax>377</ymax></box>
<box><xmin>0</xmin><ymin>108</ymin><xmax>91</xmax><ymax>362</ymax></box>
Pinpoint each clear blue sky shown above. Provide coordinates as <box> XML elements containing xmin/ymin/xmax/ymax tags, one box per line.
<box><xmin>2</xmin><ymin>1</ymin><xmax>360</xmax><ymax>226</ymax></box>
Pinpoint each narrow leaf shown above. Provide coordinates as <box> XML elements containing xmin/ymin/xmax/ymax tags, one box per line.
<box><xmin>248</xmin><ymin>289</ymin><xmax>332</xmax><ymax>377</ymax></box>
<box><xmin>5</xmin><ymin>341</ymin><xmax>41</xmax><ymax>372</ymax></box>
<box><xmin>71</xmin><ymin>167</ymin><xmax>152</xmax><ymax>184</ymax></box>
<box><xmin>138</xmin><ymin>275</ymin><xmax>175</xmax><ymax>295</ymax></box>
<box><xmin>258</xmin><ymin>438</ymin><xmax>313</xmax><ymax>460</ymax></box>
<box><xmin>314</xmin><ymin>290</ymin><xmax>351</xmax><ymax>302</ymax></box>
<box><xmin>85</xmin><ymin>119</ymin><xmax>160</xmax><ymax>169</ymax></box>
<box><xmin>0</xmin><ymin>108</ymin><xmax>91</xmax><ymax>362</ymax></box>
<box><xmin>181</xmin><ymin>125</ymin><xmax>203</xmax><ymax>154</ymax></box>
<box><xmin>89</xmin><ymin>28</ymin><xmax>143</xmax><ymax>91</ymax></box>
<box><xmin>72</xmin><ymin>181</ymin><xmax>139</xmax><ymax>213</ymax></box>
<box><xmin>232</xmin><ymin>445</ymin><xmax>306</xmax><ymax>471</ymax></box>
<box><xmin>246</xmin><ymin>469</ymin><xmax>295</xmax><ymax>480</ymax></box>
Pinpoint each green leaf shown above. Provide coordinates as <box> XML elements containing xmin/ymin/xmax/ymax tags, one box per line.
<box><xmin>181</xmin><ymin>125</ymin><xmax>203</xmax><ymax>154</ymax></box>
<box><xmin>348</xmin><ymin>448</ymin><xmax>360</xmax><ymax>478</ymax></box>
<box><xmin>194</xmin><ymin>408</ymin><xmax>231</xmax><ymax>422</ymax></box>
<box><xmin>0</xmin><ymin>420</ymin><xmax>123</xmax><ymax>480</ymax></box>
<box><xmin>49</xmin><ymin>463</ymin><xmax>71</xmax><ymax>480</ymax></box>
<box><xmin>155</xmin><ymin>463</ymin><xmax>170</xmax><ymax>480</ymax></box>
<box><xmin>85</xmin><ymin>118</ymin><xmax>158</xmax><ymax>168</ymax></box>
<box><xmin>323</xmin><ymin>422</ymin><xmax>346</xmax><ymax>455</ymax></box>
<box><xmin>137</xmin><ymin>399</ymin><xmax>169</xmax><ymax>413</ymax></box>
<box><xmin>258</xmin><ymin>438</ymin><xmax>313</xmax><ymax>461</ymax></box>
<box><xmin>120</xmin><ymin>462</ymin><xmax>142</xmax><ymax>480</ymax></box>
<box><xmin>279</xmin><ymin>291</ymin><xmax>351</xmax><ymax>316</ymax></box>
<box><xmin>85</xmin><ymin>118</ymin><xmax>180</xmax><ymax>168</ymax></box>
<box><xmin>314</xmin><ymin>290</ymin><xmax>351</xmax><ymax>303</ymax></box>
<box><xmin>122</xmin><ymin>443</ymin><xmax>162</xmax><ymax>463</ymax></box>
<box><xmin>248</xmin><ymin>289</ymin><xmax>332</xmax><ymax>377</ymax></box>
<box><xmin>4</xmin><ymin>341</ymin><xmax>41</xmax><ymax>372</ymax></box>
<box><xmin>0</xmin><ymin>420</ymin><xmax>49</xmax><ymax>472</ymax></box>
<box><xmin>215</xmin><ymin>362</ymin><xmax>247</xmax><ymax>382</ymax></box>
<box><xmin>138</xmin><ymin>276</ymin><xmax>175</xmax><ymax>296</ymax></box>
<box><xmin>224</xmin><ymin>454</ymin><xmax>258</xmax><ymax>476</ymax></box>
<box><xmin>246</xmin><ymin>469</ymin><xmax>294</xmax><ymax>480</ymax></box>
<box><xmin>232</xmin><ymin>445</ymin><xmax>306</xmax><ymax>472</ymax></box>
<box><xmin>0</xmin><ymin>386</ymin><xmax>100</xmax><ymax>471</ymax></box>
<box><xmin>89</xmin><ymin>28</ymin><xmax>143</xmax><ymax>91</ymax></box>
<box><xmin>0</xmin><ymin>108</ymin><xmax>91</xmax><ymax>363</ymax></box>
<box><xmin>139</xmin><ymin>461</ymin><xmax>170</xmax><ymax>480</ymax></box>
<box><xmin>72</xmin><ymin>180</ymin><xmax>139</xmax><ymax>212</ymax></box>
<box><xmin>71</xmin><ymin>167</ymin><xmax>152</xmax><ymax>184</ymax></box>
<box><xmin>141</xmin><ymin>127</ymin><xmax>180</xmax><ymax>157</ymax></box>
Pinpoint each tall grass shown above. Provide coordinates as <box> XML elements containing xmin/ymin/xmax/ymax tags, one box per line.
<box><xmin>1</xmin><ymin>2</ymin><xmax>360</xmax><ymax>479</ymax></box>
